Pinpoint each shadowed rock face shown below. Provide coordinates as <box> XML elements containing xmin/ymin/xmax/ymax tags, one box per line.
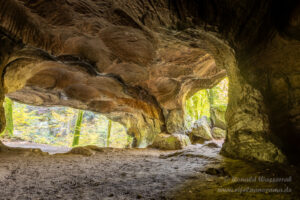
<box><xmin>0</xmin><ymin>0</ymin><xmax>299</xmax><ymax>163</ymax></box>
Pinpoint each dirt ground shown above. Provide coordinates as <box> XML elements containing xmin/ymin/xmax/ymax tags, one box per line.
<box><xmin>3</xmin><ymin>141</ymin><xmax>70</xmax><ymax>154</ymax></box>
<box><xmin>0</xmin><ymin>141</ymin><xmax>299</xmax><ymax>200</ymax></box>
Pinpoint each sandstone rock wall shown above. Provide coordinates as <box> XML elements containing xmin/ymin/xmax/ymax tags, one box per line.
<box><xmin>0</xmin><ymin>0</ymin><xmax>299</xmax><ymax>163</ymax></box>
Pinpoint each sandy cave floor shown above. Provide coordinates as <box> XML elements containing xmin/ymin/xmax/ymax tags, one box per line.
<box><xmin>0</xmin><ymin>141</ymin><xmax>299</xmax><ymax>200</ymax></box>
<box><xmin>3</xmin><ymin>141</ymin><xmax>71</xmax><ymax>154</ymax></box>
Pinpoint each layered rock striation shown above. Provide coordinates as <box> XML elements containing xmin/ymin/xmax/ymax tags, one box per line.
<box><xmin>0</xmin><ymin>0</ymin><xmax>299</xmax><ymax>163</ymax></box>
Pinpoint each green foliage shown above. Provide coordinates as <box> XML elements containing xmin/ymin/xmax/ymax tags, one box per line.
<box><xmin>7</xmin><ymin>101</ymin><xmax>131</xmax><ymax>148</ymax></box>
<box><xmin>72</xmin><ymin>110</ymin><xmax>84</xmax><ymax>147</ymax></box>
<box><xmin>210</xmin><ymin>77</ymin><xmax>228</xmax><ymax>108</ymax></box>
<box><xmin>0</xmin><ymin>97</ymin><xmax>14</xmax><ymax>137</ymax></box>
<box><xmin>185</xmin><ymin>77</ymin><xmax>228</xmax><ymax>128</ymax></box>
<box><xmin>185</xmin><ymin>90</ymin><xmax>210</xmax><ymax>128</ymax></box>
<box><xmin>106</xmin><ymin>120</ymin><xmax>112</xmax><ymax>147</ymax></box>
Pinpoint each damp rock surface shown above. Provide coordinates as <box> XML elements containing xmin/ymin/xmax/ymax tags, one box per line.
<box><xmin>150</xmin><ymin>133</ymin><xmax>191</xmax><ymax>150</ymax></box>
<box><xmin>212</xmin><ymin>127</ymin><xmax>226</xmax><ymax>139</ymax></box>
<box><xmin>210</xmin><ymin>106</ymin><xmax>226</xmax><ymax>130</ymax></box>
<box><xmin>189</xmin><ymin>117</ymin><xmax>213</xmax><ymax>142</ymax></box>
<box><xmin>0</xmin><ymin>0</ymin><xmax>299</xmax><ymax>163</ymax></box>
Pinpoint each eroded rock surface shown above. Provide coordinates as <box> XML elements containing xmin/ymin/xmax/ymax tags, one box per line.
<box><xmin>188</xmin><ymin>117</ymin><xmax>213</xmax><ymax>142</ymax></box>
<box><xmin>150</xmin><ymin>133</ymin><xmax>191</xmax><ymax>150</ymax></box>
<box><xmin>210</xmin><ymin>106</ymin><xmax>226</xmax><ymax>130</ymax></box>
<box><xmin>0</xmin><ymin>0</ymin><xmax>299</xmax><ymax>163</ymax></box>
<box><xmin>212</xmin><ymin>127</ymin><xmax>226</xmax><ymax>139</ymax></box>
<box><xmin>0</xmin><ymin>0</ymin><xmax>226</xmax><ymax>147</ymax></box>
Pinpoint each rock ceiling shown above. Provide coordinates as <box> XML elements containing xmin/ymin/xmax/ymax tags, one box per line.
<box><xmin>0</xmin><ymin>0</ymin><xmax>299</xmax><ymax>163</ymax></box>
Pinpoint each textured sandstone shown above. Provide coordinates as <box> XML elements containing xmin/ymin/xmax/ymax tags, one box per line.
<box><xmin>0</xmin><ymin>0</ymin><xmax>299</xmax><ymax>163</ymax></box>
<box><xmin>150</xmin><ymin>133</ymin><xmax>190</xmax><ymax>150</ymax></box>
<box><xmin>188</xmin><ymin>117</ymin><xmax>213</xmax><ymax>141</ymax></box>
<box><xmin>210</xmin><ymin>106</ymin><xmax>226</xmax><ymax>130</ymax></box>
<box><xmin>212</xmin><ymin>127</ymin><xmax>226</xmax><ymax>139</ymax></box>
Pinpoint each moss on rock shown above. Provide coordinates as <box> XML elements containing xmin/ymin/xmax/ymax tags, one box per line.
<box><xmin>150</xmin><ymin>133</ymin><xmax>191</xmax><ymax>150</ymax></box>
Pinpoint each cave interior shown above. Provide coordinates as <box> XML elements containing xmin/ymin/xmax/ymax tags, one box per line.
<box><xmin>0</xmin><ymin>0</ymin><xmax>299</xmax><ymax>199</ymax></box>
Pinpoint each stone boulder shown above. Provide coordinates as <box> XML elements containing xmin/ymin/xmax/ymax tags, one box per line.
<box><xmin>165</xmin><ymin>109</ymin><xmax>185</xmax><ymax>134</ymax></box>
<box><xmin>0</xmin><ymin>0</ymin><xmax>296</xmax><ymax>163</ymax></box>
<box><xmin>210</xmin><ymin>106</ymin><xmax>226</xmax><ymax>130</ymax></box>
<box><xmin>189</xmin><ymin>116</ymin><xmax>213</xmax><ymax>142</ymax></box>
<box><xmin>212</xmin><ymin>127</ymin><xmax>226</xmax><ymax>139</ymax></box>
<box><xmin>68</xmin><ymin>146</ymin><xmax>95</xmax><ymax>156</ymax></box>
<box><xmin>150</xmin><ymin>133</ymin><xmax>191</xmax><ymax>150</ymax></box>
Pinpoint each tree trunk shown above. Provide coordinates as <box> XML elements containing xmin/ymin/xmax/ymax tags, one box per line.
<box><xmin>72</xmin><ymin>110</ymin><xmax>84</xmax><ymax>147</ymax></box>
<box><xmin>1</xmin><ymin>97</ymin><xmax>14</xmax><ymax>137</ymax></box>
<box><xmin>106</xmin><ymin>120</ymin><xmax>112</xmax><ymax>147</ymax></box>
<box><xmin>207</xmin><ymin>89</ymin><xmax>214</xmax><ymax>105</ymax></box>
<box><xmin>207</xmin><ymin>89</ymin><xmax>214</xmax><ymax>120</ymax></box>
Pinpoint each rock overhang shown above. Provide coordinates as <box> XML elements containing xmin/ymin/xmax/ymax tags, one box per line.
<box><xmin>0</xmin><ymin>0</ymin><xmax>299</xmax><ymax>163</ymax></box>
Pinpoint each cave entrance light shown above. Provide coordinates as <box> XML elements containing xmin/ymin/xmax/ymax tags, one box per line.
<box><xmin>184</xmin><ymin>77</ymin><xmax>228</xmax><ymax>144</ymax></box>
<box><xmin>0</xmin><ymin>100</ymin><xmax>132</xmax><ymax>154</ymax></box>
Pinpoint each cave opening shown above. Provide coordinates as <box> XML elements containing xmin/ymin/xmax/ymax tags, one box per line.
<box><xmin>184</xmin><ymin>77</ymin><xmax>228</xmax><ymax>145</ymax></box>
<box><xmin>0</xmin><ymin>98</ymin><xmax>132</xmax><ymax>154</ymax></box>
<box><xmin>0</xmin><ymin>0</ymin><xmax>299</xmax><ymax>199</ymax></box>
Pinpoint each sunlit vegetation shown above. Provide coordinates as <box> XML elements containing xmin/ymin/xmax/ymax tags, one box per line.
<box><xmin>106</xmin><ymin>119</ymin><xmax>112</xmax><ymax>147</ymax></box>
<box><xmin>1</xmin><ymin>99</ymin><xmax>132</xmax><ymax>148</ymax></box>
<box><xmin>1</xmin><ymin>78</ymin><xmax>228</xmax><ymax>147</ymax></box>
<box><xmin>185</xmin><ymin>78</ymin><xmax>228</xmax><ymax>128</ymax></box>
<box><xmin>0</xmin><ymin>98</ymin><xmax>14</xmax><ymax>138</ymax></box>
<box><xmin>72</xmin><ymin>110</ymin><xmax>84</xmax><ymax>147</ymax></box>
